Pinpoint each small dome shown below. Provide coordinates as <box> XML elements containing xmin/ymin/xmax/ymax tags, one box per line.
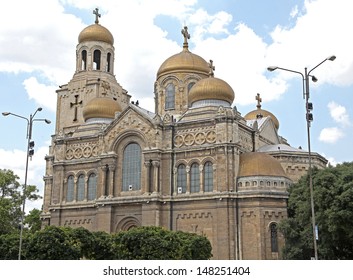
<box><xmin>78</xmin><ymin>23</ymin><xmax>114</xmax><ymax>45</ymax></box>
<box><xmin>83</xmin><ymin>97</ymin><xmax>121</xmax><ymax>121</ymax></box>
<box><xmin>238</xmin><ymin>152</ymin><xmax>286</xmax><ymax>177</ymax></box>
<box><xmin>189</xmin><ymin>76</ymin><xmax>235</xmax><ymax>105</ymax></box>
<box><xmin>244</xmin><ymin>94</ymin><xmax>279</xmax><ymax>129</ymax></box>
<box><xmin>244</xmin><ymin>109</ymin><xmax>279</xmax><ymax>130</ymax></box>
<box><xmin>157</xmin><ymin>49</ymin><xmax>209</xmax><ymax>77</ymax></box>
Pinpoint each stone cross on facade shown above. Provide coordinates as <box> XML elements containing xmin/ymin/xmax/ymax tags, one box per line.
<box><xmin>93</xmin><ymin>7</ymin><xmax>101</xmax><ymax>24</ymax></box>
<box><xmin>70</xmin><ymin>95</ymin><xmax>82</xmax><ymax>122</ymax></box>
<box><xmin>208</xmin><ymin>60</ymin><xmax>215</xmax><ymax>77</ymax></box>
<box><xmin>256</xmin><ymin>93</ymin><xmax>262</xmax><ymax>109</ymax></box>
<box><xmin>181</xmin><ymin>26</ymin><xmax>190</xmax><ymax>49</ymax></box>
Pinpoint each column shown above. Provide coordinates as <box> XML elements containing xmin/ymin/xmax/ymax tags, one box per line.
<box><xmin>108</xmin><ymin>164</ymin><xmax>116</xmax><ymax>197</ymax></box>
<box><xmin>152</xmin><ymin>160</ymin><xmax>160</xmax><ymax>193</ymax></box>
<box><xmin>144</xmin><ymin>161</ymin><xmax>152</xmax><ymax>193</ymax></box>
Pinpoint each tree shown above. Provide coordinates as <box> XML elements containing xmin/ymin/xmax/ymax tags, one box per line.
<box><xmin>0</xmin><ymin>169</ymin><xmax>22</xmax><ymax>235</ymax></box>
<box><xmin>0</xmin><ymin>169</ymin><xmax>42</xmax><ymax>235</ymax></box>
<box><xmin>112</xmin><ymin>226</ymin><xmax>212</xmax><ymax>260</ymax></box>
<box><xmin>25</xmin><ymin>226</ymin><xmax>81</xmax><ymax>260</ymax></box>
<box><xmin>279</xmin><ymin>162</ymin><xmax>353</xmax><ymax>259</ymax></box>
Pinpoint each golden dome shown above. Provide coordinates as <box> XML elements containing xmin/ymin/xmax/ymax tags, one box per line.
<box><xmin>238</xmin><ymin>152</ymin><xmax>286</xmax><ymax>177</ymax></box>
<box><xmin>157</xmin><ymin>48</ymin><xmax>210</xmax><ymax>77</ymax></box>
<box><xmin>188</xmin><ymin>76</ymin><xmax>235</xmax><ymax>105</ymax></box>
<box><xmin>83</xmin><ymin>97</ymin><xmax>121</xmax><ymax>121</ymax></box>
<box><xmin>78</xmin><ymin>23</ymin><xmax>114</xmax><ymax>45</ymax></box>
<box><xmin>244</xmin><ymin>109</ymin><xmax>279</xmax><ymax>130</ymax></box>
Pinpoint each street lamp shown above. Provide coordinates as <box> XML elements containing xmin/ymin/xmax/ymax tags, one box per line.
<box><xmin>267</xmin><ymin>55</ymin><xmax>336</xmax><ymax>260</ymax></box>
<box><xmin>2</xmin><ymin>107</ymin><xmax>51</xmax><ymax>260</ymax></box>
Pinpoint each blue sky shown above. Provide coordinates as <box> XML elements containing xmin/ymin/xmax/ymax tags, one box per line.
<box><xmin>1</xmin><ymin>0</ymin><xmax>352</xmax><ymax>211</ymax></box>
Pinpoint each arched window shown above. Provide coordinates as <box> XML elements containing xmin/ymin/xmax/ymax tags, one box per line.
<box><xmin>204</xmin><ymin>161</ymin><xmax>213</xmax><ymax>192</ymax></box>
<box><xmin>190</xmin><ymin>163</ymin><xmax>200</xmax><ymax>193</ymax></box>
<box><xmin>106</xmin><ymin>52</ymin><xmax>111</xmax><ymax>72</ymax></box>
<box><xmin>165</xmin><ymin>83</ymin><xmax>175</xmax><ymax>109</ymax></box>
<box><xmin>77</xmin><ymin>174</ymin><xmax>85</xmax><ymax>201</ymax></box>
<box><xmin>87</xmin><ymin>173</ymin><xmax>97</xmax><ymax>201</ymax></box>
<box><xmin>188</xmin><ymin>82</ymin><xmax>195</xmax><ymax>93</ymax></box>
<box><xmin>177</xmin><ymin>164</ymin><xmax>186</xmax><ymax>194</ymax></box>
<box><xmin>270</xmin><ymin>223</ymin><xmax>278</xmax><ymax>252</ymax></box>
<box><xmin>93</xmin><ymin>49</ymin><xmax>101</xmax><ymax>70</ymax></box>
<box><xmin>67</xmin><ymin>175</ymin><xmax>74</xmax><ymax>202</ymax></box>
<box><xmin>122</xmin><ymin>143</ymin><xmax>141</xmax><ymax>191</ymax></box>
<box><xmin>81</xmin><ymin>50</ymin><xmax>87</xmax><ymax>70</ymax></box>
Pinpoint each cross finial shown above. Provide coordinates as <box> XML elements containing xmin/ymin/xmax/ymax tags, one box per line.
<box><xmin>256</xmin><ymin>93</ymin><xmax>262</xmax><ymax>109</ymax></box>
<box><xmin>208</xmin><ymin>60</ymin><xmax>215</xmax><ymax>77</ymax></box>
<box><xmin>93</xmin><ymin>8</ymin><xmax>101</xmax><ymax>24</ymax></box>
<box><xmin>181</xmin><ymin>26</ymin><xmax>190</xmax><ymax>49</ymax></box>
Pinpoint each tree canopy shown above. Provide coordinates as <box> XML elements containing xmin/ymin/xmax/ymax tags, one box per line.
<box><xmin>1</xmin><ymin>225</ymin><xmax>212</xmax><ymax>260</ymax></box>
<box><xmin>0</xmin><ymin>169</ymin><xmax>42</xmax><ymax>235</ymax></box>
<box><xmin>279</xmin><ymin>162</ymin><xmax>353</xmax><ymax>259</ymax></box>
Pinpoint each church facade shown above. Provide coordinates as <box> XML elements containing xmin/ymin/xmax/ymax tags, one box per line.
<box><xmin>41</xmin><ymin>11</ymin><xmax>327</xmax><ymax>260</ymax></box>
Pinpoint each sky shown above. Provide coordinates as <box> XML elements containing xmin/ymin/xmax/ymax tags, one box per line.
<box><xmin>0</xmin><ymin>0</ymin><xmax>352</xmax><ymax>212</ymax></box>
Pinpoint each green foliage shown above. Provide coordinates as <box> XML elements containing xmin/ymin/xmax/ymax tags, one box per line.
<box><xmin>279</xmin><ymin>162</ymin><xmax>353</xmax><ymax>259</ymax></box>
<box><xmin>112</xmin><ymin>226</ymin><xmax>212</xmax><ymax>260</ymax></box>
<box><xmin>0</xmin><ymin>233</ymin><xmax>20</xmax><ymax>259</ymax></box>
<box><xmin>0</xmin><ymin>169</ymin><xmax>42</xmax><ymax>235</ymax></box>
<box><xmin>25</xmin><ymin>226</ymin><xmax>81</xmax><ymax>260</ymax></box>
<box><xmin>0</xmin><ymin>225</ymin><xmax>212</xmax><ymax>260</ymax></box>
<box><xmin>24</xmin><ymin>209</ymin><xmax>42</xmax><ymax>233</ymax></box>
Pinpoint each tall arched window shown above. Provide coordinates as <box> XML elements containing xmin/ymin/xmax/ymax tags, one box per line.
<box><xmin>122</xmin><ymin>143</ymin><xmax>141</xmax><ymax>191</ymax></box>
<box><xmin>106</xmin><ymin>52</ymin><xmax>111</xmax><ymax>72</ymax></box>
<box><xmin>87</xmin><ymin>173</ymin><xmax>97</xmax><ymax>201</ymax></box>
<box><xmin>93</xmin><ymin>49</ymin><xmax>101</xmax><ymax>70</ymax></box>
<box><xmin>81</xmin><ymin>50</ymin><xmax>87</xmax><ymax>70</ymax></box>
<box><xmin>165</xmin><ymin>83</ymin><xmax>175</xmax><ymax>109</ymax></box>
<box><xmin>190</xmin><ymin>163</ymin><xmax>200</xmax><ymax>193</ymax></box>
<box><xmin>204</xmin><ymin>161</ymin><xmax>213</xmax><ymax>192</ymax></box>
<box><xmin>67</xmin><ymin>175</ymin><xmax>74</xmax><ymax>202</ymax></box>
<box><xmin>177</xmin><ymin>164</ymin><xmax>187</xmax><ymax>194</ymax></box>
<box><xmin>270</xmin><ymin>223</ymin><xmax>278</xmax><ymax>252</ymax></box>
<box><xmin>77</xmin><ymin>174</ymin><xmax>85</xmax><ymax>201</ymax></box>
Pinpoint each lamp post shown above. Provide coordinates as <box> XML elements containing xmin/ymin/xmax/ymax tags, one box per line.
<box><xmin>2</xmin><ymin>108</ymin><xmax>51</xmax><ymax>260</ymax></box>
<box><xmin>267</xmin><ymin>55</ymin><xmax>336</xmax><ymax>260</ymax></box>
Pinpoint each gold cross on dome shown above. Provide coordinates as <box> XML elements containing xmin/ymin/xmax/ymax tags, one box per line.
<box><xmin>93</xmin><ymin>8</ymin><xmax>101</xmax><ymax>24</ymax></box>
<box><xmin>208</xmin><ymin>60</ymin><xmax>215</xmax><ymax>77</ymax></box>
<box><xmin>181</xmin><ymin>26</ymin><xmax>190</xmax><ymax>49</ymax></box>
<box><xmin>256</xmin><ymin>93</ymin><xmax>262</xmax><ymax>109</ymax></box>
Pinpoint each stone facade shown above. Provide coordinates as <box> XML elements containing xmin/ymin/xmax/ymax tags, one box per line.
<box><xmin>41</xmin><ymin>14</ymin><xmax>327</xmax><ymax>260</ymax></box>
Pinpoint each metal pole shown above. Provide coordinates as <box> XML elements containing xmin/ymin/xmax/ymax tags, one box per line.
<box><xmin>304</xmin><ymin>67</ymin><xmax>318</xmax><ymax>260</ymax></box>
<box><xmin>18</xmin><ymin>116</ymin><xmax>32</xmax><ymax>260</ymax></box>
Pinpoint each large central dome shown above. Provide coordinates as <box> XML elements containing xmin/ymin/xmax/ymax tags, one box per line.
<box><xmin>157</xmin><ymin>49</ymin><xmax>210</xmax><ymax>77</ymax></box>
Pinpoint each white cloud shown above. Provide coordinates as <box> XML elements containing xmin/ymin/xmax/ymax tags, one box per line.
<box><xmin>328</xmin><ymin>101</ymin><xmax>350</xmax><ymax>126</ymax></box>
<box><xmin>267</xmin><ymin>0</ymin><xmax>353</xmax><ymax>87</ymax></box>
<box><xmin>319</xmin><ymin>127</ymin><xmax>344</xmax><ymax>144</ymax></box>
<box><xmin>23</xmin><ymin>77</ymin><xmax>57</xmax><ymax>113</ymax></box>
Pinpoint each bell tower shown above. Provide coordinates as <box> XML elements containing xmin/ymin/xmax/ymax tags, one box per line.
<box><xmin>55</xmin><ymin>8</ymin><xmax>130</xmax><ymax>134</ymax></box>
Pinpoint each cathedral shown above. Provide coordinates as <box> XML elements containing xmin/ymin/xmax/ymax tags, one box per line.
<box><xmin>41</xmin><ymin>10</ymin><xmax>327</xmax><ymax>260</ymax></box>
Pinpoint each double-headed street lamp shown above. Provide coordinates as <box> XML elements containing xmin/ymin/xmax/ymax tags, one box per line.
<box><xmin>267</xmin><ymin>55</ymin><xmax>336</xmax><ymax>260</ymax></box>
<box><xmin>2</xmin><ymin>107</ymin><xmax>51</xmax><ymax>260</ymax></box>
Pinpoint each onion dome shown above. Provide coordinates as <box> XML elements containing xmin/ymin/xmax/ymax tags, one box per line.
<box><xmin>78</xmin><ymin>8</ymin><xmax>114</xmax><ymax>45</ymax></box>
<box><xmin>238</xmin><ymin>152</ymin><xmax>286</xmax><ymax>178</ymax></box>
<box><xmin>188</xmin><ymin>60</ymin><xmax>234</xmax><ymax>106</ymax></box>
<box><xmin>244</xmin><ymin>93</ymin><xmax>279</xmax><ymax>130</ymax></box>
<box><xmin>83</xmin><ymin>97</ymin><xmax>121</xmax><ymax>122</ymax></box>
<box><xmin>157</xmin><ymin>26</ymin><xmax>209</xmax><ymax>78</ymax></box>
